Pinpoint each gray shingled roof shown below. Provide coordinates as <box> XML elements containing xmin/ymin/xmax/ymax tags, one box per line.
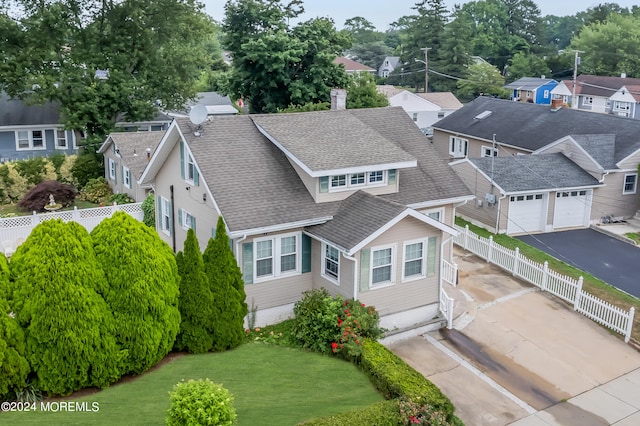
<box><xmin>179</xmin><ymin>116</ymin><xmax>339</xmax><ymax>233</ymax></box>
<box><xmin>569</xmin><ymin>134</ymin><xmax>617</xmax><ymax>170</ymax></box>
<box><xmin>108</xmin><ymin>132</ymin><xmax>165</xmax><ymax>179</ymax></box>
<box><xmin>469</xmin><ymin>153</ymin><xmax>601</xmax><ymax>193</ymax></box>
<box><xmin>0</xmin><ymin>92</ymin><xmax>61</xmax><ymax>126</ymax></box>
<box><xmin>251</xmin><ymin>110</ymin><xmax>416</xmax><ymax>174</ymax></box>
<box><xmin>305</xmin><ymin>191</ymin><xmax>407</xmax><ymax>252</ymax></box>
<box><xmin>433</xmin><ymin>97</ymin><xmax>640</xmax><ymax>164</ymax></box>
<box><xmin>504</xmin><ymin>77</ymin><xmax>555</xmax><ymax>91</ymax></box>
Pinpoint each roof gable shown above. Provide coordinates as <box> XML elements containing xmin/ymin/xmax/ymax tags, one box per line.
<box><xmin>0</xmin><ymin>92</ymin><xmax>61</xmax><ymax>127</ymax></box>
<box><xmin>505</xmin><ymin>77</ymin><xmax>557</xmax><ymax>91</ymax></box>
<box><xmin>98</xmin><ymin>131</ymin><xmax>165</xmax><ymax>179</ymax></box>
<box><xmin>333</xmin><ymin>57</ymin><xmax>375</xmax><ymax>72</ymax></box>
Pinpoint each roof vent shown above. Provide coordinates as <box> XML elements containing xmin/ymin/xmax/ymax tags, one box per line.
<box><xmin>474</xmin><ymin>110</ymin><xmax>493</xmax><ymax>120</ymax></box>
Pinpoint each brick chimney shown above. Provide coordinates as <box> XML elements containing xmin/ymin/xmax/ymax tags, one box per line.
<box><xmin>330</xmin><ymin>89</ymin><xmax>346</xmax><ymax>110</ymax></box>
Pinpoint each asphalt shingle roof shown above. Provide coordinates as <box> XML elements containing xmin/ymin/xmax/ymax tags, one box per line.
<box><xmin>576</xmin><ymin>75</ymin><xmax>640</xmax><ymax>101</ymax></box>
<box><xmin>504</xmin><ymin>77</ymin><xmax>555</xmax><ymax>91</ymax></box>
<box><xmin>251</xmin><ymin>110</ymin><xmax>416</xmax><ymax>173</ymax></box>
<box><xmin>433</xmin><ymin>97</ymin><xmax>640</xmax><ymax>164</ymax></box>
<box><xmin>469</xmin><ymin>153</ymin><xmax>602</xmax><ymax>193</ymax></box>
<box><xmin>569</xmin><ymin>134</ymin><xmax>617</xmax><ymax>170</ymax></box>
<box><xmin>0</xmin><ymin>92</ymin><xmax>60</xmax><ymax>126</ymax></box>
<box><xmin>306</xmin><ymin>191</ymin><xmax>407</xmax><ymax>252</ymax></box>
<box><xmin>108</xmin><ymin>132</ymin><xmax>165</xmax><ymax>179</ymax></box>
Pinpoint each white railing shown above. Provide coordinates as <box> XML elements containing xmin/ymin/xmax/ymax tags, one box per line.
<box><xmin>454</xmin><ymin>224</ymin><xmax>636</xmax><ymax>343</ymax></box>
<box><xmin>440</xmin><ymin>287</ymin><xmax>454</xmax><ymax>329</ymax></box>
<box><xmin>441</xmin><ymin>259</ymin><xmax>458</xmax><ymax>287</ymax></box>
<box><xmin>0</xmin><ymin>203</ymin><xmax>144</xmax><ymax>255</ymax></box>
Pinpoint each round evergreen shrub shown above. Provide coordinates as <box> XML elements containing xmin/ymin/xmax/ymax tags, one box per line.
<box><xmin>167</xmin><ymin>379</ymin><xmax>237</xmax><ymax>426</ymax></box>
<box><xmin>79</xmin><ymin>177</ymin><xmax>112</xmax><ymax>204</ymax></box>
<box><xmin>17</xmin><ymin>180</ymin><xmax>77</xmax><ymax>211</ymax></box>
<box><xmin>108</xmin><ymin>193</ymin><xmax>135</xmax><ymax>205</ymax></box>
<box><xmin>8</xmin><ymin>220</ymin><xmax>123</xmax><ymax>396</ymax></box>
<box><xmin>71</xmin><ymin>150</ymin><xmax>103</xmax><ymax>189</ymax></box>
<box><xmin>141</xmin><ymin>193</ymin><xmax>156</xmax><ymax>227</ymax></box>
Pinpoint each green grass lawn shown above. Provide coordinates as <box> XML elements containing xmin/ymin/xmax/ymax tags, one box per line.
<box><xmin>0</xmin><ymin>201</ymin><xmax>101</xmax><ymax>217</ymax></box>
<box><xmin>456</xmin><ymin>217</ymin><xmax>640</xmax><ymax>343</ymax></box>
<box><xmin>0</xmin><ymin>343</ymin><xmax>383</xmax><ymax>426</ymax></box>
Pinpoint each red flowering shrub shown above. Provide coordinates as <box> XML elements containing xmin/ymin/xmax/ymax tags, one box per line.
<box><xmin>331</xmin><ymin>299</ymin><xmax>383</xmax><ymax>359</ymax></box>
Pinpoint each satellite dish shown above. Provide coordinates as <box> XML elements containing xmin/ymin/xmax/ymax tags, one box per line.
<box><xmin>189</xmin><ymin>104</ymin><xmax>208</xmax><ymax>125</ymax></box>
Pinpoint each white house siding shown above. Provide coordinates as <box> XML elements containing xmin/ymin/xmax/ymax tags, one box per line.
<box><xmin>357</xmin><ymin>216</ymin><xmax>440</xmax><ymax>317</ymax></box>
<box><xmin>153</xmin><ymin>142</ymin><xmax>219</xmax><ymax>252</ymax></box>
<box><xmin>310</xmin><ymin>238</ymin><xmax>354</xmax><ymax>300</ymax></box>
<box><xmin>450</xmin><ymin>161</ymin><xmax>500</xmax><ymax>232</ymax></box>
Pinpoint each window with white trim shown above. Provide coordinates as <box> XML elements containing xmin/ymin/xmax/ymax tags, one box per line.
<box><xmin>55</xmin><ymin>130</ymin><xmax>68</xmax><ymax>149</ymax></box>
<box><xmin>185</xmin><ymin>152</ymin><xmax>196</xmax><ymax>183</ymax></box>
<box><xmin>614</xmin><ymin>101</ymin><xmax>630</xmax><ymax>111</ymax></box>
<box><xmin>369</xmin><ymin>171</ymin><xmax>384</xmax><ymax>183</ymax></box>
<box><xmin>481</xmin><ymin>146</ymin><xmax>498</xmax><ymax>158</ymax></box>
<box><xmin>350</xmin><ymin>173</ymin><xmax>365</xmax><ymax>186</ymax></box>
<box><xmin>323</xmin><ymin>244</ymin><xmax>340</xmax><ymax>283</ymax></box>
<box><xmin>423</xmin><ymin>208</ymin><xmax>443</xmax><ymax>222</ymax></box>
<box><xmin>449</xmin><ymin>136</ymin><xmax>468</xmax><ymax>158</ymax></box>
<box><xmin>331</xmin><ymin>175</ymin><xmax>346</xmax><ymax>188</ymax></box>
<box><xmin>181</xmin><ymin>209</ymin><xmax>194</xmax><ymax>230</ymax></box>
<box><xmin>160</xmin><ymin>197</ymin><xmax>171</xmax><ymax>235</ymax></box>
<box><xmin>254</xmin><ymin>233</ymin><xmax>300</xmax><ymax>281</ymax></box>
<box><xmin>403</xmin><ymin>240</ymin><xmax>424</xmax><ymax>280</ymax></box>
<box><xmin>412</xmin><ymin>113</ymin><xmax>418</xmax><ymax>122</ymax></box>
<box><xmin>623</xmin><ymin>173</ymin><xmax>637</xmax><ymax>195</ymax></box>
<box><xmin>543</xmin><ymin>89</ymin><xmax>549</xmax><ymax>99</ymax></box>
<box><xmin>583</xmin><ymin>96</ymin><xmax>593</xmax><ymax>106</ymax></box>
<box><xmin>15</xmin><ymin>130</ymin><xmax>46</xmax><ymax>150</ymax></box>
<box><xmin>371</xmin><ymin>245</ymin><xmax>395</xmax><ymax>287</ymax></box>
<box><xmin>108</xmin><ymin>158</ymin><xmax>116</xmax><ymax>181</ymax></box>
<box><xmin>123</xmin><ymin>166</ymin><xmax>131</xmax><ymax>189</ymax></box>
<box><xmin>329</xmin><ymin>171</ymin><xmax>386</xmax><ymax>192</ymax></box>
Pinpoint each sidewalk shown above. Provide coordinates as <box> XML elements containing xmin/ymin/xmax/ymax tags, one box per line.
<box><xmin>386</xmin><ymin>248</ymin><xmax>640</xmax><ymax>425</ymax></box>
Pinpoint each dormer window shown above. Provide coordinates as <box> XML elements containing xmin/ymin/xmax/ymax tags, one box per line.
<box><xmin>331</xmin><ymin>175</ymin><xmax>346</xmax><ymax>188</ymax></box>
<box><xmin>350</xmin><ymin>173</ymin><xmax>365</xmax><ymax>186</ymax></box>
<box><xmin>369</xmin><ymin>171</ymin><xmax>384</xmax><ymax>183</ymax></box>
<box><xmin>326</xmin><ymin>171</ymin><xmax>388</xmax><ymax>192</ymax></box>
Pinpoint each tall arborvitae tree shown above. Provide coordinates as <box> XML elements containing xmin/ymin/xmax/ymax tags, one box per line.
<box><xmin>175</xmin><ymin>229</ymin><xmax>215</xmax><ymax>354</ymax></box>
<box><xmin>203</xmin><ymin>217</ymin><xmax>246</xmax><ymax>351</ymax></box>
<box><xmin>91</xmin><ymin>211</ymin><xmax>180</xmax><ymax>375</ymax></box>
<box><xmin>8</xmin><ymin>220</ymin><xmax>122</xmax><ymax>396</ymax></box>
<box><xmin>434</xmin><ymin>5</ymin><xmax>472</xmax><ymax>93</ymax></box>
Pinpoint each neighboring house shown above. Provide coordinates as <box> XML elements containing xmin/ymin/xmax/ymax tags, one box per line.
<box><xmin>434</xmin><ymin>97</ymin><xmax>640</xmax><ymax>230</ymax></box>
<box><xmin>377</xmin><ymin>87</ymin><xmax>463</xmax><ymax>132</ymax></box>
<box><xmin>378</xmin><ymin>56</ymin><xmax>401</xmax><ymax>78</ymax></box>
<box><xmin>504</xmin><ymin>77</ymin><xmax>558</xmax><ymax>104</ymax></box>
<box><xmin>167</xmin><ymin>92</ymin><xmax>238</xmax><ymax>118</ymax></box>
<box><xmin>98</xmin><ymin>131</ymin><xmax>165</xmax><ymax>202</ymax></box>
<box><xmin>0</xmin><ymin>92</ymin><xmax>79</xmax><ymax>162</ymax></box>
<box><xmin>333</xmin><ymin>57</ymin><xmax>376</xmax><ymax>76</ymax></box>
<box><xmin>551</xmin><ymin>74</ymin><xmax>640</xmax><ymax>118</ymax></box>
<box><xmin>140</xmin><ymin>105</ymin><xmax>474</xmax><ymax>329</ymax></box>
<box><xmin>115</xmin><ymin>111</ymin><xmax>173</xmax><ymax>132</ymax></box>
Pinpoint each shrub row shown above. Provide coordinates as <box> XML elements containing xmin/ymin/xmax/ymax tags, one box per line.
<box><xmin>0</xmin><ymin>155</ymin><xmax>77</xmax><ymax>204</ymax></box>
<box><xmin>298</xmin><ymin>400</ymin><xmax>400</xmax><ymax>425</ymax></box>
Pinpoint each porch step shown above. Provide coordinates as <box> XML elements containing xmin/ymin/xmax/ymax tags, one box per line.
<box><xmin>380</xmin><ymin>314</ymin><xmax>446</xmax><ymax>344</ymax></box>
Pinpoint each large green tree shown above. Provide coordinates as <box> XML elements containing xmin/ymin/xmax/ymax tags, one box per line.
<box><xmin>457</xmin><ymin>61</ymin><xmax>508</xmax><ymax>99</ymax></box>
<box><xmin>175</xmin><ymin>229</ymin><xmax>215</xmax><ymax>354</ymax></box>
<box><xmin>507</xmin><ymin>52</ymin><xmax>551</xmax><ymax>81</ymax></box>
<box><xmin>0</xmin><ymin>0</ymin><xmax>214</xmax><ymax>141</ymax></box>
<box><xmin>346</xmin><ymin>74</ymin><xmax>389</xmax><ymax>109</ymax></box>
<box><xmin>8</xmin><ymin>220</ymin><xmax>123</xmax><ymax>396</ymax></box>
<box><xmin>91</xmin><ymin>211</ymin><xmax>180</xmax><ymax>375</ymax></box>
<box><xmin>203</xmin><ymin>217</ymin><xmax>246</xmax><ymax>352</ymax></box>
<box><xmin>221</xmin><ymin>0</ymin><xmax>350</xmax><ymax>113</ymax></box>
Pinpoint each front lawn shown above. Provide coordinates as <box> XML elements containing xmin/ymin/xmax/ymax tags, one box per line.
<box><xmin>0</xmin><ymin>200</ymin><xmax>101</xmax><ymax>217</ymax></box>
<box><xmin>0</xmin><ymin>343</ymin><xmax>383</xmax><ymax>426</ymax></box>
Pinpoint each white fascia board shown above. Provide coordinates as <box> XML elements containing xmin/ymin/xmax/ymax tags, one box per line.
<box><xmin>253</xmin><ymin>122</ymin><xmax>316</xmax><ymax>177</ymax></box>
<box><xmin>96</xmin><ymin>135</ymin><xmax>114</xmax><ymax>154</ymax></box>
<box><xmin>0</xmin><ymin>124</ymin><xmax>63</xmax><ymax>131</ymax></box>
<box><xmin>407</xmin><ymin>194</ymin><xmax>475</xmax><ymax>210</ymax></box>
<box><xmin>138</xmin><ymin>120</ymin><xmax>180</xmax><ymax>185</ymax></box>
<box><xmin>228</xmin><ymin>216</ymin><xmax>333</xmax><ymax>239</ymax></box>
<box><xmin>302</xmin><ymin>231</ymin><xmax>349</xmax><ymax>254</ymax></box>
<box><xmin>505</xmin><ymin>185</ymin><xmax>601</xmax><ymax>196</ymax></box>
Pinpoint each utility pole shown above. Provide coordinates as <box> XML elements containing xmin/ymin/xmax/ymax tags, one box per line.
<box><xmin>420</xmin><ymin>47</ymin><xmax>431</xmax><ymax>93</ymax></box>
<box><xmin>571</xmin><ymin>50</ymin><xmax>584</xmax><ymax>109</ymax></box>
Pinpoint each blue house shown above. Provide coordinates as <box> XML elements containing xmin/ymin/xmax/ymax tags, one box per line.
<box><xmin>0</xmin><ymin>93</ymin><xmax>79</xmax><ymax>162</ymax></box>
<box><xmin>504</xmin><ymin>77</ymin><xmax>558</xmax><ymax>105</ymax></box>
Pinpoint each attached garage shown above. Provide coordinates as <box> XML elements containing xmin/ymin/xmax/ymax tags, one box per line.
<box><xmin>553</xmin><ymin>190</ymin><xmax>590</xmax><ymax>230</ymax></box>
<box><xmin>507</xmin><ymin>193</ymin><xmax>546</xmax><ymax>234</ymax></box>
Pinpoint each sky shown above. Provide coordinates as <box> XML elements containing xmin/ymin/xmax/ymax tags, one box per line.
<box><xmin>203</xmin><ymin>1</ymin><xmax>640</xmax><ymax>30</ymax></box>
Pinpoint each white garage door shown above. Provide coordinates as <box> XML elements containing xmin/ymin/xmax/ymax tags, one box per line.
<box><xmin>507</xmin><ymin>193</ymin><xmax>545</xmax><ymax>234</ymax></box>
<box><xmin>553</xmin><ymin>190</ymin><xmax>589</xmax><ymax>230</ymax></box>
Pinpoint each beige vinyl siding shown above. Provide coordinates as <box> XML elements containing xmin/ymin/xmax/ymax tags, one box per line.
<box><xmin>310</xmin><ymin>239</ymin><xmax>353</xmax><ymax>300</ymax></box>
<box><xmin>450</xmin><ymin>161</ymin><xmax>499</xmax><ymax>231</ymax></box>
<box><xmin>617</xmin><ymin>151</ymin><xmax>640</xmax><ymax>171</ymax></box>
<box><xmin>547</xmin><ymin>192</ymin><xmax>557</xmax><ymax>226</ymax></box>
<box><xmin>358</xmin><ymin>216</ymin><xmax>440</xmax><ymax>315</ymax></box>
<box><xmin>153</xmin><ymin>140</ymin><xmax>219</xmax><ymax>252</ymax></box>
<box><xmin>287</xmin><ymin>159</ymin><xmax>318</xmax><ymax>201</ymax></box>
<box><xmin>314</xmin><ymin>174</ymin><xmax>399</xmax><ymax>203</ymax></box>
<box><xmin>539</xmin><ymin>141</ymin><xmax>602</xmax><ymax>175</ymax></box>
<box><xmin>497</xmin><ymin>197</ymin><xmax>510</xmax><ymax>233</ymax></box>
<box><xmin>592</xmin><ymin>172</ymin><xmax>640</xmax><ymax>220</ymax></box>
<box><xmin>433</xmin><ymin>129</ymin><xmax>529</xmax><ymax>159</ymax></box>
<box><xmin>245</xmin><ymin>273</ymin><xmax>313</xmax><ymax>311</ymax></box>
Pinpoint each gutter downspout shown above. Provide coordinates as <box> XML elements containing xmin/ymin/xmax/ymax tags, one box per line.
<box><xmin>170</xmin><ymin>185</ymin><xmax>176</xmax><ymax>252</ymax></box>
<box><xmin>344</xmin><ymin>252</ymin><xmax>358</xmax><ymax>300</ymax></box>
<box><xmin>598</xmin><ymin>171</ymin><xmax>609</xmax><ymax>183</ymax></box>
<box><xmin>495</xmin><ymin>193</ymin><xmax>507</xmax><ymax>234</ymax></box>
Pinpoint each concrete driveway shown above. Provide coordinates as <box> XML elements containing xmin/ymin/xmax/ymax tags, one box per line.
<box><xmin>516</xmin><ymin>229</ymin><xmax>640</xmax><ymax>298</ymax></box>
<box><xmin>385</xmin><ymin>249</ymin><xmax>640</xmax><ymax>425</ymax></box>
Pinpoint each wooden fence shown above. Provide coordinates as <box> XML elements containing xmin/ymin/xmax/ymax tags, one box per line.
<box><xmin>454</xmin><ymin>224</ymin><xmax>635</xmax><ymax>343</ymax></box>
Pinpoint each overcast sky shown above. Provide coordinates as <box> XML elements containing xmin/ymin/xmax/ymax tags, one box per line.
<box><xmin>203</xmin><ymin>1</ymin><xmax>640</xmax><ymax>30</ymax></box>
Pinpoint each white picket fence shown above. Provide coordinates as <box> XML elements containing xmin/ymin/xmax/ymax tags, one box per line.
<box><xmin>0</xmin><ymin>203</ymin><xmax>144</xmax><ymax>256</ymax></box>
<box><xmin>454</xmin><ymin>224</ymin><xmax>636</xmax><ymax>343</ymax></box>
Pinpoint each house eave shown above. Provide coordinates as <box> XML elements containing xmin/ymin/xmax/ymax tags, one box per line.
<box><xmin>228</xmin><ymin>216</ymin><xmax>334</xmax><ymax>239</ymax></box>
<box><xmin>407</xmin><ymin>195</ymin><xmax>475</xmax><ymax>210</ymax></box>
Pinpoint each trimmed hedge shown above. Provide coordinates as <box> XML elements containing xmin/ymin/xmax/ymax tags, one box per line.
<box><xmin>298</xmin><ymin>399</ymin><xmax>400</xmax><ymax>425</ymax></box>
<box><xmin>359</xmin><ymin>339</ymin><xmax>455</xmax><ymax>421</ymax></box>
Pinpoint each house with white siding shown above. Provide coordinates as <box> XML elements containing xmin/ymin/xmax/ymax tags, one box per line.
<box><xmin>139</xmin><ymin>106</ymin><xmax>474</xmax><ymax>329</ymax></box>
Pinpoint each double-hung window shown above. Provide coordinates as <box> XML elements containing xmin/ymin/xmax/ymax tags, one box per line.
<box><xmin>350</xmin><ymin>173</ymin><xmax>365</xmax><ymax>186</ymax></box>
<box><xmin>403</xmin><ymin>241</ymin><xmax>424</xmax><ymax>280</ymax></box>
<box><xmin>371</xmin><ymin>245</ymin><xmax>394</xmax><ymax>287</ymax></box>
<box><xmin>160</xmin><ymin>197</ymin><xmax>171</xmax><ymax>235</ymax></box>
<box><xmin>323</xmin><ymin>244</ymin><xmax>340</xmax><ymax>283</ymax></box>
<box><xmin>180</xmin><ymin>209</ymin><xmax>195</xmax><ymax>230</ymax></box>
<box><xmin>423</xmin><ymin>208</ymin><xmax>443</xmax><ymax>222</ymax></box>
<box><xmin>328</xmin><ymin>171</ymin><xmax>386</xmax><ymax>192</ymax></box>
<box><xmin>15</xmin><ymin>130</ymin><xmax>46</xmax><ymax>150</ymax></box>
<box><xmin>481</xmin><ymin>146</ymin><xmax>498</xmax><ymax>158</ymax></box>
<box><xmin>254</xmin><ymin>233</ymin><xmax>300</xmax><ymax>281</ymax></box>
<box><xmin>369</xmin><ymin>171</ymin><xmax>384</xmax><ymax>183</ymax></box>
<box><xmin>55</xmin><ymin>130</ymin><xmax>68</xmax><ymax>149</ymax></box>
<box><xmin>624</xmin><ymin>173</ymin><xmax>637</xmax><ymax>195</ymax></box>
<box><xmin>123</xmin><ymin>167</ymin><xmax>131</xmax><ymax>189</ymax></box>
<box><xmin>108</xmin><ymin>158</ymin><xmax>117</xmax><ymax>181</ymax></box>
<box><xmin>185</xmin><ymin>153</ymin><xmax>196</xmax><ymax>183</ymax></box>
<box><xmin>331</xmin><ymin>175</ymin><xmax>346</xmax><ymax>189</ymax></box>
<box><xmin>449</xmin><ymin>136</ymin><xmax>468</xmax><ymax>158</ymax></box>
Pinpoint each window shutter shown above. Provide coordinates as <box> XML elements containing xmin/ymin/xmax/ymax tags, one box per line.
<box><xmin>388</xmin><ymin>169</ymin><xmax>397</xmax><ymax>184</ymax></box>
<box><xmin>301</xmin><ymin>234</ymin><xmax>311</xmax><ymax>273</ymax></box>
<box><xmin>178</xmin><ymin>209</ymin><xmax>183</xmax><ymax>228</ymax></box>
<box><xmin>191</xmin><ymin>216</ymin><xmax>196</xmax><ymax>233</ymax></box>
<box><xmin>229</xmin><ymin>237</ymin><xmax>234</xmax><ymax>255</ymax></box>
<box><xmin>179</xmin><ymin>141</ymin><xmax>185</xmax><ymax>179</ymax></box>
<box><xmin>242</xmin><ymin>242</ymin><xmax>253</xmax><ymax>284</ymax></box>
<box><xmin>121</xmin><ymin>165</ymin><xmax>124</xmax><ymax>186</ymax></box>
<box><xmin>427</xmin><ymin>236</ymin><xmax>437</xmax><ymax>277</ymax></box>
<box><xmin>359</xmin><ymin>248</ymin><xmax>370</xmax><ymax>293</ymax></box>
<box><xmin>156</xmin><ymin>196</ymin><xmax>161</xmax><ymax>229</ymax></box>
<box><xmin>319</xmin><ymin>176</ymin><xmax>329</xmax><ymax>193</ymax></box>
<box><xmin>212</xmin><ymin>227</ymin><xmax>216</xmax><ymax>239</ymax></box>
<box><xmin>168</xmin><ymin>200</ymin><xmax>173</xmax><ymax>236</ymax></box>
<box><xmin>194</xmin><ymin>167</ymin><xmax>199</xmax><ymax>186</ymax></box>
<box><xmin>113</xmin><ymin>162</ymin><xmax>117</xmax><ymax>185</ymax></box>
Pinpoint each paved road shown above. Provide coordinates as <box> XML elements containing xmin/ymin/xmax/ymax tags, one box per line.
<box><xmin>516</xmin><ymin>229</ymin><xmax>640</xmax><ymax>298</ymax></box>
